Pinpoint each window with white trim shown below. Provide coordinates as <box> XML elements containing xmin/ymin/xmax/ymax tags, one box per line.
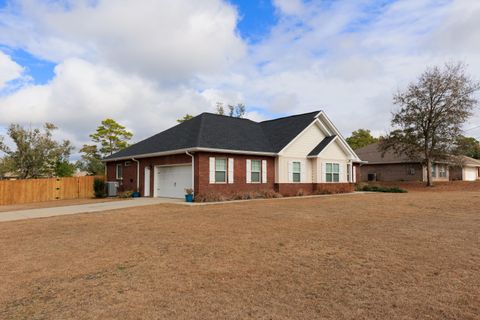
<box><xmin>326</xmin><ymin>163</ymin><xmax>340</xmax><ymax>182</ymax></box>
<box><xmin>347</xmin><ymin>164</ymin><xmax>351</xmax><ymax>182</ymax></box>
<box><xmin>215</xmin><ymin>158</ymin><xmax>227</xmax><ymax>183</ymax></box>
<box><xmin>251</xmin><ymin>160</ymin><xmax>261</xmax><ymax>183</ymax></box>
<box><xmin>292</xmin><ymin>161</ymin><xmax>301</xmax><ymax>183</ymax></box>
<box><xmin>431</xmin><ymin>164</ymin><xmax>437</xmax><ymax>178</ymax></box>
<box><xmin>439</xmin><ymin>165</ymin><xmax>447</xmax><ymax>178</ymax></box>
<box><xmin>116</xmin><ymin>163</ymin><xmax>123</xmax><ymax>180</ymax></box>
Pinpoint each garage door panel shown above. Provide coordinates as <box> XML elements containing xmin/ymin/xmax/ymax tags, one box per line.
<box><xmin>464</xmin><ymin>167</ymin><xmax>477</xmax><ymax>181</ymax></box>
<box><xmin>155</xmin><ymin>165</ymin><xmax>192</xmax><ymax>198</ymax></box>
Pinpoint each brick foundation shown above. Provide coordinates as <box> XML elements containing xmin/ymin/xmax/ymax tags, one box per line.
<box><xmin>275</xmin><ymin>183</ymin><xmax>354</xmax><ymax>196</ymax></box>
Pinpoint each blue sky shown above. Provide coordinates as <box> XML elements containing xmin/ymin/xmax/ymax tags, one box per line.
<box><xmin>2</xmin><ymin>0</ymin><xmax>280</xmax><ymax>86</ymax></box>
<box><xmin>0</xmin><ymin>0</ymin><xmax>479</xmax><ymax>150</ymax></box>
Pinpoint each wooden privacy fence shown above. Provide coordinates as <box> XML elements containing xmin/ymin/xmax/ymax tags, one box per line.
<box><xmin>0</xmin><ymin>176</ymin><xmax>104</xmax><ymax>206</ymax></box>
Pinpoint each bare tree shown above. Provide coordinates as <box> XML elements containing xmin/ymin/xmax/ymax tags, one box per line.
<box><xmin>380</xmin><ymin>63</ymin><xmax>479</xmax><ymax>186</ymax></box>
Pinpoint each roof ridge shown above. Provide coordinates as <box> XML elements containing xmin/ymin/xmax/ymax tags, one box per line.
<box><xmin>201</xmin><ymin>112</ymin><xmax>259</xmax><ymax>123</ymax></box>
<box><xmin>196</xmin><ymin>113</ymin><xmax>206</xmax><ymax>146</ymax></box>
<box><xmin>259</xmin><ymin>110</ymin><xmax>320</xmax><ymax>123</ymax></box>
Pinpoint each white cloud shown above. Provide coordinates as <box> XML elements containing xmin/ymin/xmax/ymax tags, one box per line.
<box><xmin>0</xmin><ymin>0</ymin><xmax>245</xmax><ymax>81</ymax></box>
<box><xmin>1</xmin><ymin>0</ymin><xmax>480</xmax><ymax>155</ymax></box>
<box><xmin>0</xmin><ymin>58</ymin><xmax>212</xmax><ymax>152</ymax></box>
<box><xmin>272</xmin><ymin>0</ymin><xmax>305</xmax><ymax>16</ymax></box>
<box><xmin>0</xmin><ymin>51</ymin><xmax>23</xmax><ymax>89</ymax></box>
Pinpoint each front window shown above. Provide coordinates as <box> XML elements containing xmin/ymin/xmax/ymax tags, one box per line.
<box><xmin>347</xmin><ymin>164</ymin><xmax>351</xmax><ymax>182</ymax></box>
<box><xmin>431</xmin><ymin>164</ymin><xmax>436</xmax><ymax>178</ymax></box>
<box><xmin>116</xmin><ymin>163</ymin><xmax>123</xmax><ymax>180</ymax></box>
<box><xmin>326</xmin><ymin>163</ymin><xmax>340</xmax><ymax>182</ymax></box>
<box><xmin>251</xmin><ymin>160</ymin><xmax>261</xmax><ymax>183</ymax></box>
<box><xmin>439</xmin><ymin>165</ymin><xmax>447</xmax><ymax>178</ymax></box>
<box><xmin>215</xmin><ymin>158</ymin><xmax>227</xmax><ymax>183</ymax></box>
<box><xmin>292</xmin><ymin>161</ymin><xmax>301</xmax><ymax>182</ymax></box>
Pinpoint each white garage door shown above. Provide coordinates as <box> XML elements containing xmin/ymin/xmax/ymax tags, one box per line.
<box><xmin>155</xmin><ymin>165</ymin><xmax>192</xmax><ymax>198</ymax></box>
<box><xmin>463</xmin><ymin>167</ymin><xmax>477</xmax><ymax>181</ymax></box>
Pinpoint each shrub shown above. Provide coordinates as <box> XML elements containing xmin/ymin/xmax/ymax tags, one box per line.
<box><xmin>296</xmin><ymin>189</ymin><xmax>305</xmax><ymax>197</ymax></box>
<box><xmin>356</xmin><ymin>184</ymin><xmax>407</xmax><ymax>193</ymax></box>
<box><xmin>257</xmin><ymin>189</ymin><xmax>283</xmax><ymax>199</ymax></box>
<box><xmin>195</xmin><ymin>192</ymin><xmax>227</xmax><ymax>203</ymax></box>
<box><xmin>93</xmin><ymin>178</ymin><xmax>106</xmax><ymax>198</ymax></box>
<box><xmin>118</xmin><ymin>190</ymin><xmax>134</xmax><ymax>198</ymax></box>
<box><xmin>314</xmin><ymin>189</ymin><xmax>332</xmax><ymax>195</ymax></box>
<box><xmin>196</xmin><ymin>190</ymin><xmax>283</xmax><ymax>202</ymax></box>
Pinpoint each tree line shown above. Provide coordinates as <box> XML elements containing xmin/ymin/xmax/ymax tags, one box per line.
<box><xmin>0</xmin><ymin>102</ymin><xmax>247</xmax><ymax>179</ymax></box>
<box><xmin>1</xmin><ymin>63</ymin><xmax>479</xmax><ymax>185</ymax></box>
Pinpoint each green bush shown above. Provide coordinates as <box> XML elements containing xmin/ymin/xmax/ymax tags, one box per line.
<box><xmin>356</xmin><ymin>184</ymin><xmax>407</xmax><ymax>193</ymax></box>
<box><xmin>93</xmin><ymin>178</ymin><xmax>106</xmax><ymax>198</ymax></box>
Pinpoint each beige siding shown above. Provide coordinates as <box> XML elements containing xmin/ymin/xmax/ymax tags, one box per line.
<box><xmin>280</xmin><ymin>123</ymin><xmax>326</xmax><ymax>156</ymax></box>
<box><xmin>276</xmin><ymin>157</ymin><xmax>314</xmax><ymax>183</ymax></box>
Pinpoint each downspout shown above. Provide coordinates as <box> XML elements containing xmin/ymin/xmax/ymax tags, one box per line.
<box><xmin>186</xmin><ymin>151</ymin><xmax>194</xmax><ymax>195</ymax></box>
<box><xmin>131</xmin><ymin>158</ymin><xmax>140</xmax><ymax>193</ymax></box>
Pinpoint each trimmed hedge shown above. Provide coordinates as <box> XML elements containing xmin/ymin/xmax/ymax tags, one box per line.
<box><xmin>356</xmin><ymin>184</ymin><xmax>407</xmax><ymax>193</ymax></box>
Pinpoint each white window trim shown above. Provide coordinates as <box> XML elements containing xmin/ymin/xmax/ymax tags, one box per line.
<box><xmin>325</xmin><ymin>162</ymin><xmax>340</xmax><ymax>183</ymax></box>
<box><xmin>214</xmin><ymin>158</ymin><xmax>227</xmax><ymax>184</ymax></box>
<box><xmin>250</xmin><ymin>159</ymin><xmax>261</xmax><ymax>184</ymax></box>
<box><xmin>116</xmin><ymin>163</ymin><xmax>123</xmax><ymax>180</ymax></box>
<box><xmin>292</xmin><ymin>161</ymin><xmax>301</xmax><ymax>183</ymax></box>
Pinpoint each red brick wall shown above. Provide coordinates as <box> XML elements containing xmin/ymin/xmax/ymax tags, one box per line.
<box><xmin>194</xmin><ymin>152</ymin><xmax>276</xmax><ymax>195</ymax></box>
<box><xmin>106</xmin><ymin>153</ymin><xmax>191</xmax><ymax>195</ymax></box>
<box><xmin>106</xmin><ymin>151</ymin><xmax>355</xmax><ymax>198</ymax></box>
<box><xmin>359</xmin><ymin>163</ymin><xmax>423</xmax><ymax>182</ymax></box>
<box><xmin>275</xmin><ymin>183</ymin><xmax>355</xmax><ymax>196</ymax></box>
<box><xmin>275</xmin><ymin>183</ymin><xmax>313</xmax><ymax>196</ymax></box>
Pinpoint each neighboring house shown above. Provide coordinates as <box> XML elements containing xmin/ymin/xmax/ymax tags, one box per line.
<box><xmin>450</xmin><ymin>156</ymin><xmax>480</xmax><ymax>181</ymax></box>
<box><xmin>355</xmin><ymin>143</ymin><xmax>480</xmax><ymax>182</ymax></box>
<box><xmin>103</xmin><ymin>111</ymin><xmax>363</xmax><ymax>198</ymax></box>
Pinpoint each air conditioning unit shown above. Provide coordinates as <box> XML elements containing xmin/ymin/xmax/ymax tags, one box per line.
<box><xmin>367</xmin><ymin>173</ymin><xmax>377</xmax><ymax>182</ymax></box>
<box><xmin>106</xmin><ymin>181</ymin><xmax>119</xmax><ymax>197</ymax></box>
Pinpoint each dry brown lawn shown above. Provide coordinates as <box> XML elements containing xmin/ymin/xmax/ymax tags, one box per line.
<box><xmin>0</xmin><ymin>191</ymin><xmax>479</xmax><ymax>319</ymax></box>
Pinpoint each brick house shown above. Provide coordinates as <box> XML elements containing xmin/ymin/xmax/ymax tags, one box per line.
<box><xmin>355</xmin><ymin>143</ymin><xmax>480</xmax><ymax>182</ymax></box>
<box><xmin>103</xmin><ymin>111</ymin><xmax>363</xmax><ymax>198</ymax></box>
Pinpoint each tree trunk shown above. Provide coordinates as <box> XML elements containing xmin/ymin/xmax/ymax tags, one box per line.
<box><xmin>426</xmin><ymin>158</ymin><xmax>433</xmax><ymax>187</ymax></box>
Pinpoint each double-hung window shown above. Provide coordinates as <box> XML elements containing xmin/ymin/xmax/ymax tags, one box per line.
<box><xmin>251</xmin><ymin>160</ymin><xmax>261</xmax><ymax>183</ymax></box>
<box><xmin>347</xmin><ymin>164</ymin><xmax>351</xmax><ymax>182</ymax></box>
<box><xmin>292</xmin><ymin>161</ymin><xmax>301</xmax><ymax>182</ymax></box>
<box><xmin>431</xmin><ymin>164</ymin><xmax>437</xmax><ymax>178</ymax></box>
<box><xmin>215</xmin><ymin>158</ymin><xmax>227</xmax><ymax>183</ymax></box>
<box><xmin>116</xmin><ymin>163</ymin><xmax>123</xmax><ymax>180</ymax></box>
<box><xmin>326</xmin><ymin>163</ymin><xmax>340</xmax><ymax>182</ymax></box>
<box><xmin>439</xmin><ymin>165</ymin><xmax>447</xmax><ymax>178</ymax></box>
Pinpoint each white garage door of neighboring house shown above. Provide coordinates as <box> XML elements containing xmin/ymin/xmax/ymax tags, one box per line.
<box><xmin>463</xmin><ymin>167</ymin><xmax>477</xmax><ymax>181</ymax></box>
<box><xmin>155</xmin><ymin>165</ymin><xmax>192</xmax><ymax>198</ymax></box>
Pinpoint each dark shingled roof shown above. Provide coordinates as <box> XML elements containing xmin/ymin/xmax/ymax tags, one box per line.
<box><xmin>308</xmin><ymin>135</ymin><xmax>336</xmax><ymax>156</ymax></box>
<box><xmin>104</xmin><ymin>111</ymin><xmax>320</xmax><ymax>160</ymax></box>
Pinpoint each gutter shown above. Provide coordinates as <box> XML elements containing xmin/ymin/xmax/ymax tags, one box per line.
<box><xmin>185</xmin><ymin>151</ymin><xmax>194</xmax><ymax>194</ymax></box>
<box><xmin>103</xmin><ymin>147</ymin><xmax>277</xmax><ymax>162</ymax></box>
<box><xmin>131</xmin><ymin>158</ymin><xmax>140</xmax><ymax>192</ymax></box>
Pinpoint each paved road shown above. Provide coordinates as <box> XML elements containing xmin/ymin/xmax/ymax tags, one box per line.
<box><xmin>0</xmin><ymin>198</ymin><xmax>182</xmax><ymax>223</ymax></box>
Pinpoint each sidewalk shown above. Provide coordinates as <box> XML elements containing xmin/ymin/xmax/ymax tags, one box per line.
<box><xmin>0</xmin><ymin>198</ymin><xmax>181</xmax><ymax>223</ymax></box>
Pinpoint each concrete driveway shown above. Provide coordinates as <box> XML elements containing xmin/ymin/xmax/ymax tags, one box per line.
<box><xmin>0</xmin><ymin>198</ymin><xmax>182</xmax><ymax>223</ymax></box>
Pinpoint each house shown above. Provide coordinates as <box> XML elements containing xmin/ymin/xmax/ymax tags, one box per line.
<box><xmin>103</xmin><ymin>111</ymin><xmax>363</xmax><ymax>198</ymax></box>
<box><xmin>450</xmin><ymin>156</ymin><xmax>480</xmax><ymax>181</ymax></box>
<box><xmin>355</xmin><ymin>143</ymin><xmax>480</xmax><ymax>182</ymax></box>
